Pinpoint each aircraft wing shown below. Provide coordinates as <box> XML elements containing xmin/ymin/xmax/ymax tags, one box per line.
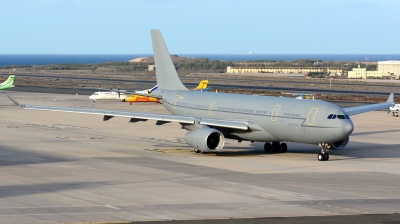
<box><xmin>344</xmin><ymin>93</ymin><xmax>394</xmax><ymax>116</ymax></box>
<box><xmin>6</xmin><ymin>95</ymin><xmax>252</xmax><ymax>131</ymax></box>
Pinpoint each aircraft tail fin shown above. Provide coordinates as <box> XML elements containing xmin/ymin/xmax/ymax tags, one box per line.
<box><xmin>1</xmin><ymin>75</ymin><xmax>15</xmax><ymax>87</ymax></box>
<box><xmin>148</xmin><ymin>85</ymin><xmax>159</xmax><ymax>93</ymax></box>
<box><xmin>194</xmin><ymin>80</ymin><xmax>208</xmax><ymax>90</ymax></box>
<box><xmin>151</xmin><ymin>30</ymin><xmax>188</xmax><ymax>91</ymax></box>
<box><xmin>387</xmin><ymin>93</ymin><xmax>394</xmax><ymax>103</ymax></box>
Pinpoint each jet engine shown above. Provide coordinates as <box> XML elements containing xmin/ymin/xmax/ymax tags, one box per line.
<box><xmin>330</xmin><ymin>136</ymin><xmax>349</xmax><ymax>150</ymax></box>
<box><xmin>184</xmin><ymin>128</ymin><xmax>225</xmax><ymax>153</ymax></box>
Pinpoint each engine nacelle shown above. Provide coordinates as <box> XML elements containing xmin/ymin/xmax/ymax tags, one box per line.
<box><xmin>185</xmin><ymin>128</ymin><xmax>225</xmax><ymax>152</ymax></box>
<box><xmin>330</xmin><ymin>136</ymin><xmax>349</xmax><ymax>150</ymax></box>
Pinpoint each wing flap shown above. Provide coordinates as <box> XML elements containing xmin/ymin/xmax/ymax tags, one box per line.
<box><xmin>200</xmin><ymin>118</ymin><xmax>249</xmax><ymax>130</ymax></box>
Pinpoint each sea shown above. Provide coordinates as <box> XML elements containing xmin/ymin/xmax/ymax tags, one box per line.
<box><xmin>1</xmin><ymin>54</ymin><xmax>400</xmax><ymax>66</ymax></box>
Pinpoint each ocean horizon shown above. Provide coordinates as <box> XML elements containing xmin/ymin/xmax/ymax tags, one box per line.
<box><xmin>1</xmin><ymin>54</ymin><xmax>400</xmax><ymax>67</ymax></box>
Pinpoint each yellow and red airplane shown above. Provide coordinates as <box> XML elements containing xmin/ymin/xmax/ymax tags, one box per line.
<box><xmin>126</xmin><ymin>95</ymin><xmax>160</xmax><ymax>104</ymax></box>
<box><xmin>125</xmin><ymin>79</ymin><xmax>211</xmax><ymax>104</ymax></box>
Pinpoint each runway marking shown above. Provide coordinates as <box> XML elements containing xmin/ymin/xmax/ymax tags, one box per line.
<box><xmin>0</xmin><ymin>125</ymin><xmax>20</xmax><ymax>128</ymax></box>
<box><xmin>145</xmin><ymin>148</ymin><xmax>192</xmax><ymax>153</ymax></box>
<box><xmin>28</xmin><ymin>123</ymin><xmax>89</xmax><ymax>130</ymax></box>
<box><xmin>0</xmin><ymin>211</ymin><xmax>129</xmax><ymax>217</ymax></box>
<box><xmin>56</xmin><ymin>136</ymin><xmax>105</xmax><ymax>140</ymax></box>
<box><xmin>104</xmin><ymin>205</ymin><xmax>121</xmax><ymax>209</ymax></box>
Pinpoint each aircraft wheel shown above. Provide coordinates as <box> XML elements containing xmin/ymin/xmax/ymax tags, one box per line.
<box><xmin>280</xmin><ymin>143</ymin><xmax>287</xmax><ymax>153</ymax></box>
<box><xmin>194</xmin><ymin>148</ymin><xmax>201</xmax><ymax>153</ymax></box>
<box><xmin>318</xmin><ymin>153</ymin><xmax>325</xmax><ymax>161</ymax></box>
<box><xmin>271</xmin><ymin>142</ymin><xmax>280</xmax><ymax>153</ymax></box>
<box><xmin>324</xmin><ymin>153</ymin><xmax>330</xmax><ymax>161</ymax></box>
<box><xmin>264</xmin><ymin>142</ymin><xmax>272</xmax><ymax>152</ymax></box>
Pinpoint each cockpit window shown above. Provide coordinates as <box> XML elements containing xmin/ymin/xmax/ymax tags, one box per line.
<box><xmin>328</xmin><ymin>114</ymin><xmax>350</xmax><ymax>119</ymax></box>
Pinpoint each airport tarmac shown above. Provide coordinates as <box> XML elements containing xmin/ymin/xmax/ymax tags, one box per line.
<box><xmin>0</xmin><ymin>91</ymin><xmax>400</xmax><ymax>223</ymax></box>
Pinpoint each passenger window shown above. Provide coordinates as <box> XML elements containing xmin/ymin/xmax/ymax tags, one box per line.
<box><xmin>327</xmin><ymin>114</ymin><xmax>333</xmax><ymax>119</ymax></box>
<box><xmin>337</xmin><ymin>115</ymin><xmax>345</xmax><ymax>119</ymax></box>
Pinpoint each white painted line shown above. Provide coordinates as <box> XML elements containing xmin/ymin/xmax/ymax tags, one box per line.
<box><xmin>104</xmin><ymin>205</ymin><xmax>121</xmax><ymax>210</ymax></box>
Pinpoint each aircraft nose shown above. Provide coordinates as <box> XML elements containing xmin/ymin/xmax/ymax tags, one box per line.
<box><xmin>342</xmin><ymin>119</ymin><xmax>354</xmax><ymax>136</ymax></box>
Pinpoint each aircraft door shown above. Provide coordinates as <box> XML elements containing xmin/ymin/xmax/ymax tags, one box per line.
<box><xmin>209</xmin><ymin>102</ymin><xmax>215</xmax><ymax>116</ymax></box>
<box><xmin>306</xmin><ymin>107</ymin><xmax>319</xmax><ymax>125</ymax></box>
<box><xmin>172</xmin><ymin>95</ymin><xmax>180</xmax><ymax>110</ymax></box>
<box><xmin>271</xmin><ymin>105</ymin><xmax>281</xmax><ymax>122</ymax></box>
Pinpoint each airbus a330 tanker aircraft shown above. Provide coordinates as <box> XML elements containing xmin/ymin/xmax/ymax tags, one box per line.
<box><xmin>7</xmin><ymin>30</ymin><xmax>395</xmax><ymax>161</ymax></box>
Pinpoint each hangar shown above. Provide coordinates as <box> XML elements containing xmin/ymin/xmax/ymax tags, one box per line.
<box><xmin>378</xmin><ymin>60</ymin><xmax>400</xmax><ymax>78</ymax></box>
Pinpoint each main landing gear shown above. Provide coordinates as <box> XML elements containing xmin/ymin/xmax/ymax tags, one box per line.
<box><xmin>193</xmin><ymin>148</ymin><xmax>202</xmax><ymax>153</ymax></box>
<box><xmin>264</xmin><ymin>142</ymin><xmax>287</xmax><ymax>153</ymax></box>
<box><xmin>318</xmin><ymin>143</ymin><xmax>330</xmax><ymax>161</ymax></box>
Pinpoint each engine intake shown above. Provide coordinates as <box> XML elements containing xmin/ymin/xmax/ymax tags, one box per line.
<box><xmin>185</xmin><ymin>128</ymin><xmax>225</xmax><ymax>152</ymax></box>
<box><xmin>330</xmin><ymin>136</ymin><xmax>349</xmax><ymax>150</ymax></box>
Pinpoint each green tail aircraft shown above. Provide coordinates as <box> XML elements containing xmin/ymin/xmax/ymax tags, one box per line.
<box><xmin>0</xmin><ymin>75</ymin><xmax>15</xmax><ymax>90</ymax></box>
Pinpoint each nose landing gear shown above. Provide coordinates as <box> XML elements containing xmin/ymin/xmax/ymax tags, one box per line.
<box><xmin>318</xmin><ymin>143</ymin><xmax>330</xmax><ymax>161</ymax></box>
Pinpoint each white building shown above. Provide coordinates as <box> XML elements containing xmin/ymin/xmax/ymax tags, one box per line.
<box><xmin>347</xmin><ymin>65</ymin><xmax>385</xmax><ymax>79</ymax></box>
<box><xmin>377</xmin><ymin>61</ymin><xmax>400</xmax><ymax>79</ymax></box>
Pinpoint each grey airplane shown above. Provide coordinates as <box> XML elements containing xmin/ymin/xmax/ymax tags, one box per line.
<box><xmin>7</xmin><ymin>30</ymin><xmax>395</xmax><ymax>161</ymax></box>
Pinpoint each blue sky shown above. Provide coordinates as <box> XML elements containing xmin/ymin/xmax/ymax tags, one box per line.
<box><xmin>1</xmin><ymin>0</ymin><xmax>399</xmax><ymax>54</ymax></box>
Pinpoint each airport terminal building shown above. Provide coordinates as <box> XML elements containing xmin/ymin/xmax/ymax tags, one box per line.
<box><xmin>348</xmin><ymin>61</ymin><xmax>400</xmax><ymax>79</ymax></box>
<box><xmin>226</xmin><ymin>66</ymin><xmax>344</xmax><ymax>76</ymax></box>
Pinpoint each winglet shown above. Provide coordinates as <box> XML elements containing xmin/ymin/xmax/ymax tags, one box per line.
<box><xmin>6</xmin><ymin>95</ymin><xmax>21</xmax><ymax>107</ymax></box>
<box><xmin>387</xmin><ymin>93</ymin><xmax>394</xmax><ymax>103</ymax></box>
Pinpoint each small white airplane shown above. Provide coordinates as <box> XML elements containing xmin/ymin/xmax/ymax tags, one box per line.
<box><xmin>89</xmin><ymin>85</ymin><xmax>158</xmax><ymax>102</ymax></box>
<box><xmin>89</xmin><ymin>91</ymin><xmax>128</xmax><ymax>102</ymax></box>
<box><xmin>388</xmin><ymin>104</ymin><xmax>400</xmax><ymax>117</ymax></box>
<box><xmin>282</xmin><ymin>92</ymin><xmax>313</xmax><ymax>100</ymax></box>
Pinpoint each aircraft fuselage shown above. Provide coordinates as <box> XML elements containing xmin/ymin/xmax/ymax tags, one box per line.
<box><xmin>159</xmin><ymin>90</ymin><xmax>354</xmax><ymax>145</ymax></box>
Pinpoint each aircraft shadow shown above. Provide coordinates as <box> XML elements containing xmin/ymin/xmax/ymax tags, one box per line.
<box><xmin>176</xmin><ymin>141</ymin><xmax>400</xmax><ymax>160</ymax></box>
